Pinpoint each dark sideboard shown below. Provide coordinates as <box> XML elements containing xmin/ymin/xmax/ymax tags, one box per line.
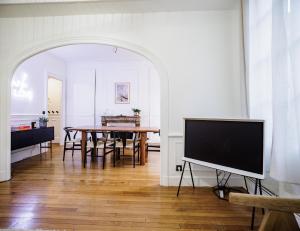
<box><xmin>11</xmin><ymin>127</ymin><xmax>54</xmax><ymax>151</ymax></box>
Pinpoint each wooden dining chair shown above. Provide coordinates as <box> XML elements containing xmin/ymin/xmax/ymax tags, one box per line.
<box><xmin>110</xmin><ymin>131</ymin><xmax>133</xmax><ymax>156</ymax></box>
<box><xmin>229</xmin><ymin>193</ymin><xmax>300</xmax><ymax>231</ymax></box>
<box><xmin>86</xmin><ymin>132</ymin><xmax>115</xmax><ymax>169</ymax></box>
<box><xmin>115</xmin><ymin>132</ymin><xmax>140</xmax><ymax>168</ymax></box>
<box><xmin>146</xmin><ymin>129</ymin><xmax>160</xmax><ymax>153</ymax></box>
<box><xmin>63</xmin><ymin>127</ymin><xmax>82</xmax><ymax>161</ymax></box>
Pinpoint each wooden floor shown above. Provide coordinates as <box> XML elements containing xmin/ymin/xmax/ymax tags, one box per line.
<box><xmin>0</xmin><ymin>145</ymin><xmax>260</xmax><ymax>230</ymax></box>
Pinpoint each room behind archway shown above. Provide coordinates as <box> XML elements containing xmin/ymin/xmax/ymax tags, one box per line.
<box><xmin>11</xmin><ymin>44</ymin><xmax>160</xmax><ymax>165</ymax></box>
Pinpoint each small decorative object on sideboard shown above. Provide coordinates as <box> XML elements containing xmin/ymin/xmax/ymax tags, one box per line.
<box><xmin>132</xmin><ymin>108</ymin><xmax>141</xmax><ymax>116</ymax></box>
<box><xmin>31</xmin><ymin>121</ymin><xmax>36</xmax><ymax>129</ymax></box>
<box><xmin>39</xmin><ymin>116</ymin><xmax>49</xmax><ymax>128</ymax></box>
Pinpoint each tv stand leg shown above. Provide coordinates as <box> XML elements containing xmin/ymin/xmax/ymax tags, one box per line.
<box><xmin>251</xmin><ymin>178</ymin><xmax>258</xmax><ymax>230</ymax></box>
<box><xmin>250</xmin><ymin>179</ymin><xmax>264</xmax><ymax>230</ymax></box>
<box><xmin>243</xmin><ymin>176</ymin><xmax>249</xmax><ymax>193</ymax></box>
<box><xmin>188</xmin><ymin>162</ymin><xmax>195</xmax><ymax>189</ymax></box>
<box><xmin>258</xmin><ymin>179</ymin><xmax>265</xmax><ymax>214</ymax></box>
<box><xmin>177</xmin><ymin>161</ymin><xmax>186</xmax><ymax>197</ymax></box>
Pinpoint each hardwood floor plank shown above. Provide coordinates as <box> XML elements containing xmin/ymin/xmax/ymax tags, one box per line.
<box><xmin>0</xmin><ymin>145</ymin><xmax>260</xmax><ymax>230</ymax></box>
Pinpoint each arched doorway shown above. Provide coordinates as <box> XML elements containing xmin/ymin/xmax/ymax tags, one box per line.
<box><xmin>0</xmin><ymin>37</ymin><xmax>169</xmax><ymax>185</ymax></box>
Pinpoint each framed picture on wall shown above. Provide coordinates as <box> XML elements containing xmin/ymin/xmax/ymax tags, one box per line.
<box><xmin>115</xmin><ymin>82</ymin><xmax>130</xmax><ymax>104</ymax></box>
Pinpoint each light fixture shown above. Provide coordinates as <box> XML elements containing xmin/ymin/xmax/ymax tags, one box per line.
<box><xmin>113</xmin><ymin>46</ymin><xmax>118</xmax><ymax>54</ymax></box>
<box><xmin>11</xmin><ymin>72</ymin><xmax>33</xmax><ymax>101</ymax></box>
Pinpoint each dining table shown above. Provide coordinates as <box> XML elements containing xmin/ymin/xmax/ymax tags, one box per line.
<box><xmin>72</xmin><ymin>126</ymin><xmax>160</xmax><ymax>166</ymax></box>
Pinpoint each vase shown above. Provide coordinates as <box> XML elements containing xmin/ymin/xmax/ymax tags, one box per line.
<box><xmin>39</xmin><ymin>121</ymin><xmax>47</xmax><ymax>128</ymax></box>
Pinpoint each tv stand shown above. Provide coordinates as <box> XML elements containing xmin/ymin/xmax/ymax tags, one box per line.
<box><xmin>176</xmin><ymin>159</ymin><xmax>265</xmax><ymax>230</ymax></box>
<box><xmin>212</xmin><ymin>170</ymin><xmax>248</xmax><ymax>200</ymax></box>
<box><xmin>213</xmin><ymin>172</ymin><xmax>265</xmax><ymax>230</ymax></box>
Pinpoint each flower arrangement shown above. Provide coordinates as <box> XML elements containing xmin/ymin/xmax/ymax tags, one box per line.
<box><xmin>39</xmin><ymin>116</ymin><xmax>49</xmax><ymax>127</ymax></box>
<box><xmin>132</xmin><ymin>108</ymin><xmax>141</xmax><ymax>115</ymax></box>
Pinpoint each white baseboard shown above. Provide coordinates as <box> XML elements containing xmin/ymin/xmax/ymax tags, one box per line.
<box><xmin>11</xmin><ymin>145</ymin><xmax>46</xmax><ymax>163</ymax></box>
<box><xmin>160</xmin><ymin>176</ymin><xmax>169</xmax><ymax>186</ymax></box>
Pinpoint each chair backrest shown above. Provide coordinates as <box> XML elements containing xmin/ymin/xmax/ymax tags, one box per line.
<box><xmin>63</xmin><ymin>127</ymin><xmax>78</xmax><ymax>141</ymax></box>
<box><xmin>102</xmin><ymin>132</ymin><xmax>109</xmax><ymax>139</ymax></box>
<box><xmin>63</xmin><ymin>127</ymin><xmax>72</xmax><ymax>141</ymax></box>
<box><xmin>110</xmin><ymin>131</ymin><xmax>133</xmax><ymax>146</ymax></box>
<box><xmin>92</xmin><ymin>131</ymin><xmax>115</xmax><ymax>149</ymax></box>
<box><xmin>131</xmin><ymin>132</ymin><xmax>140</xmax><ymax>146</ymax></box>
<box><xmin>94</xmin><ymin>131</ymin><xmax>110</xmax><ymax>141</ymax></box>
<box><xmin>90</xmin><ymin>131</ymin><xmax>111</xmax><ymax>143</ymax></box>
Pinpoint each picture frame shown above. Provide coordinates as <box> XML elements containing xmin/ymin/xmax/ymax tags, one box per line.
<box><xmin>115</xmin><ymin>82</ymin><xmax>130</xmax><ymax>104</ymax></box>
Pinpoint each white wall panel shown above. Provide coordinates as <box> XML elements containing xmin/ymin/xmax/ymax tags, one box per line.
<box><xmin>0</xmin><ymin>4</ymin><xmax>245</xmax><ymax>185</ymax></box>
<box><xmin>66</xmin><ymin>60</ymin><xmax>160</xmax><ymax>133</ymax></box>
<box><xmin>10</xmin><ymin>52</ymin><xmax>66</xmax><ymax>163</ymax></box>
<box><xmin>66</xmin><ymin>67</ymin><xmax>95</xmax><ymax>127</ymax></box>
<box><xmin>11</xmin><ymin>52</ymin><xmax>66</xmax><ymax>118</ymax></box>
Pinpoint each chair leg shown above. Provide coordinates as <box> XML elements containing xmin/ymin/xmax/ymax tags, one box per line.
<box><xmin>102</xmin><ymin>148</ymin><xmax>105</xmax><ymax>169</ymax></box>
<box><xmin>63</xmin><ymin>142</ymin><xmax>66</xmax><ymax>161</ymax></box>
<box><xmin>40</xmin><ymin>143</ymin><xmax>42</xmax><ymax>160</ymax></box>
<box><xmin>133</xmin><ymin>148</ymin><xmax>136</xmax><ymax>168</ymax></box>
<box><xmin>84</xmin><ymin>150</ymin><xmax>87</xmax><ymax>168</ymax></box>
<box><xmin>113</xmin><ymin>149</ymin><xmax>116</xmax><ymax>167</ymax></box>
<box><xmin>72</xmin><ymin>143</ymin><xmax>75</xmax><ymax>158</ymax></box>
<box><xmin>50</xmin><ymin>141</ymin><xmax>53</xmax><ymax>159</ymax></box>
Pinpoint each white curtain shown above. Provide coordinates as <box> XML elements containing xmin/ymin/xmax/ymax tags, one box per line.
<box><xmin>243</xmin><ymin>0</ymin><xmax>273</xmax><ymax>171</ymax></box>
<box><xmin>270</xmin><ymin>0</ymin><xmax>300</xmax><ymax>184</ymax></box>
<box><xmin>244</xmin><ymin>0</ymin><xmax>300</xmax><ymax>184</ymax></box>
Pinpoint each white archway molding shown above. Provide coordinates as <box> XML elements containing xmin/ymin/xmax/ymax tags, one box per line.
<box><xmin>0</xmin><ymin>36</ymin><xmax>170</xmax><ymax>185</ymax></box>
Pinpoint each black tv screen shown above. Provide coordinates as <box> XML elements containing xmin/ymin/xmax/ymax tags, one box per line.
<box><xmin>184</xmin><ymin>119</ymin><xmax>264</xmax><ymax>178</ymax></box>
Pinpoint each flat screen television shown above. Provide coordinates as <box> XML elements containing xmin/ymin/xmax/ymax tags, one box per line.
<box><xmin>184</xmin><ymin>118</ymin><xmax>264</xmax><ymax>179</ymax></box>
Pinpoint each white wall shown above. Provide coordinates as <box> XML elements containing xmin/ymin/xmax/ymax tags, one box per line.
<box><xmin>66</xmin><ymin>60</ymin><xmax>160</xmax><ymax>131</ymax></box>
<box><xmin>0</xmin><ymin>3</ymin><xmax>245</xmax><ymax>185</ymax></box>
<box><xmin>10</xmin><ymin>52</ymin><xmax>66</xmax><ymax>163</ymax></box>
<box><xmin>66</xmin><ymin>66</ymin><xmax>95</xmax><ymax>127</ymax></box>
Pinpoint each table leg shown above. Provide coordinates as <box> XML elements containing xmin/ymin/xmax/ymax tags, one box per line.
<box><xmin>81</xmin><ymin>131</ymin><xmax>87</xmax><ymax>165</ymax></box>
<box><xmin>91</xmin><ymin>132</ymin><xmax>97</xmax><ymax>159</ymax></box>
<box><xmin>140</xmin><ymin>132</ymin><xmax>147</xmax><ymax>165</ymax></box>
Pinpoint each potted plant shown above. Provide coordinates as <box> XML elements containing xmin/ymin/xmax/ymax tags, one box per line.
<box><xmin>39</xmin><ymin>116</ymin><xmax>49</xmax><ymax>128</ymax></box>
<box><xmin>132</xmin><ymin>108</ymin><xmax>141</xmax><ymax>116</ymax></box>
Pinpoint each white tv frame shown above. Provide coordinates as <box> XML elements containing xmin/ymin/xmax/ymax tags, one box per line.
<box><xmin>183</xmin><ymin>118</ymin><xmax>265</xmax><ymax>180</ymax></box>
